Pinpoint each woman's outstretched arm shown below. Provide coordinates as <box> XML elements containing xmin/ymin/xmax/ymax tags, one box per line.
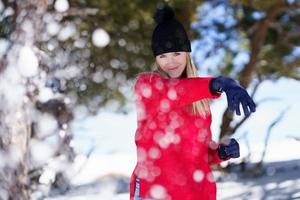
<box><xmin>134</xmin><ymin>72</ymin><xmax>221</xmax><ymax>117</ymax></box>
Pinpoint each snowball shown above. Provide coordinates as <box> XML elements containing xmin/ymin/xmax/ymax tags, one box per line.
<box><xmin>54</xmin><ymin>0</ymin><xmax>69</xmax><ymax>12</ymax></box>
<box><xmin>92</xmin><ymin>28</ymin><xmax>110</xmax><ymax>48</ymax></box>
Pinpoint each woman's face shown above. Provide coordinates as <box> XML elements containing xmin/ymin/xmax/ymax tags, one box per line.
<box><xmin>155</xmin><ymin>51</ymin><xmax>187</xmax><ymax>78</ymax></box>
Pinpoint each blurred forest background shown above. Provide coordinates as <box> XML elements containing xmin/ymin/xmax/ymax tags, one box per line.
<box><xmin>0</xmin><ymin>0</ymin><xmax>299</xmax><ymax>199</ymax></box>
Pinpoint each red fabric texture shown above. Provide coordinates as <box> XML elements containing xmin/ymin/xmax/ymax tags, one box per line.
<box><xmin>130</xmin><ymin>72</ymin><xmax>226</xmax><ymax>200</ymax></box>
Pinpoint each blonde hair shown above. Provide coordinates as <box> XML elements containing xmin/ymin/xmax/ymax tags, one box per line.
<box><xmin>152</xmin><ymin>52</ymin><xmax>211</xmax><ymax>117</ymax></box>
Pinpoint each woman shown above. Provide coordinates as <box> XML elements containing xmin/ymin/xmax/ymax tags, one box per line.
<box><xmin>129</xmin><ymin>4</ymin><xmax>256</xmax><ymax>200</ymax></box>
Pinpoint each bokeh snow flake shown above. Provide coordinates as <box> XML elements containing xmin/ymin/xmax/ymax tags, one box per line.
<box><xmin>118</xmin><ymin>38</ymin><xmax>127</xmax><ymax>47</ymax></box>
<box><xmin>0</xmin><ymin>1</ymin><xmax>3</xmax><ymax>12</ymax></box>
<box><xmin>39</xmin><ymin>168</ymin><xmax>56</xmax><ymax>184</ymax></box>
<box><xmin>154</xmin><ymin>130</ymin><xmax>179</xmax><ymax>149</ymax></box>
<box><xmin>0</xmin><ymin>39</ymin><xmax>10</xmax><ymax>58</ymax></box>
<box><xmin>137</xmin><ymin>147</ymin><xmax>147</xmax><ymax>162</ymax></box>
<box><xmin>150</xmin><ymin>184</ymin><xmax>168</xmax><ymax>199</ymax></box>
<box><xmin>167</xmin><ymin>88</ymin><xmax>177</xmax><ymax>100</ymax></box>
<box><xmin>194</xmin><ymin>118</ymin><xmax>204</xmax><ymax>128</ymax></box>
<box><xmin>169</xmin><ymin>118</ymin><xmax>180</xmax><ymax>129</ymax></box>
<box><xmin>105</xmin><ymin>99</ymin><xmax>120</xmax><ymax>112</ymax></box>
<box><xmin>160</xmin><ymin>99</ymin><xmax>170</xmax><ymax>112</ymax></box>
<box><xmin>193</xmin><ymin>169</ymin><xmax>204</xmax><ymax>182</ymax></box>
<box><xmin>92</xmin><ymin>71</ymin><xmax>105</xmax><ymax>83</ymax></box>
<box><xmin>58</xmin><ymin>23</ymin><xmax>76</xmax><ymax>41</ymax></box>
<box><xmin>148</xmin><ymin>121</ymin><xmax>157</xmax><ymax>130</ymax></box>
<box><xmin>38</xmin><ymin>88</ymin><xmax>54</xmax><ymax>103</ymax></box>
<box><xmin>140</xmin><ymin>83</ymin><xmax>152</xmax><ymax>98</ymax></box>
<box><xmin>37</xmin><ymin>113</ymin><xmax>58</xmax><ymax>137</ymax></box>
<box><xmin>208</xmin><ymin>140</ymin><xmax>218</xmax><ymax>149</ymax></box>
<box><xmin>30</xmin><ymin>139</ymin><xmax>56</xmax><ymax>165</ymax></box>
<box><xmin>46</xmin><ymin>21</ymin><xmax>61</xmax><ymax>36</ymax></box>
<box><xmin>148</xmin><ymin>147</ymin><xmax>161</xmax><ymax>159</ymax></box>
<box><xmin>17</xmin><ymin>46</ymin><xmax>39</xmax><ymax>77</ymax></box>
<box><xmin>197</xmin><ymin>129</ymin><xmax>208</xmax><ymax>142</ymax></box>
<box><xmin>155</xmin><ymin>79</ymin><xmax>164</xmax><ymax>90</ymax></box>
<box><xmin>0</xmin><ymin>68</ymin><xmax>25</xmax><ymax>109</ymax></box>
<box><xmin>206</xmin><ymin>172</ymin><xmax>215</xmax><ymax>183</ymax></box>
<box><xmin>110</xmin><ymin>58</ymin><xmax>121</xmax><ymax>69</ymax></box>
<box><xmin>73</xmin><ymin>105</ymin><xmax>89</xmax><ymax>120</ymax></box>
<box><xmin>136</xmin><ymin>101</ymin><xmax>146</xmax><ymax>121</ymax></box>
<box><xmin>151</xmin><ymin>166</ymin><xmax>161</xmax><ymax>179</ymax></box>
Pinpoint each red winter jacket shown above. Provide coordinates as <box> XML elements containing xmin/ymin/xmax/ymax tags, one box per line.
<box><xmin>130</xmin><ymin>72</ymin><xmax>227</xmax><ymax>200</ymax></box>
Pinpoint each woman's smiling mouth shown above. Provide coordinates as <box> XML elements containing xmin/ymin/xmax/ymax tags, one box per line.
<box><xmin>168</xmin><ymin>66</ymin><xmax>178</xmax><ymax>70</ymax></box>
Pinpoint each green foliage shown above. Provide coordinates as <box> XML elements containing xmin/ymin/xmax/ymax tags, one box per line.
<box><xmin>232</xmin><ymin>0</ymin><xmax>285</xmax><ymax>11</ymax></box>
<box><xmin>203</xmin><ymin>1</ymin><xmax>300</xmax><ymax>80</ymax></box>
<box><xmin>38</xmin><ymin>0</ymin><xmax>201</xmax><ymax>113</ymax></box>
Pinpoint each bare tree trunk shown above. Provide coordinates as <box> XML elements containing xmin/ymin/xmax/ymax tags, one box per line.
<box><xmin>0</xmin><ymin>104</ymin><xmax>31</xmax><ymax>200</ymax></box>
<box><xmin>218</xmin><ymin>2</ymin><xmax>300</xmax><ymax>140</ymax></box>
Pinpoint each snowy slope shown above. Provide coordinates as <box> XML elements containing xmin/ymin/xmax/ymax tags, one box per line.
<box><xmin>42</xmin><ymin>152</ymin><xmax>300</xmax><ymax>200</ymax></box>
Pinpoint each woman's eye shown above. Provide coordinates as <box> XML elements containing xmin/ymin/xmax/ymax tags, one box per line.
<box><xmin>174</xmin><ymin>53</ymin><xmax>180</xmax><ymax>56</ymax></box>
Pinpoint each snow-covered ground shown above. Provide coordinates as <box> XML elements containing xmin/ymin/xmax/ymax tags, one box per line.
<box><xmin>42</xmin><ymin>152</ymin><xmax>300</xmax><ymax>200</ymax></box>
<box><xmin>217</xmin><ymin>159</ymin><xmax>300</xmax><ymax>200</ymax></box>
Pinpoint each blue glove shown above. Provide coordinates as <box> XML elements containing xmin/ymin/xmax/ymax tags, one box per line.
<box><xmin>209</xmin><ymin>76</ymin><xmax>256</xmax><ymax>116</ymax></box>
<box><xmin>217</xmin><ymin>138</ymin><xmax>240</xmax><ymax>160</ymax></box>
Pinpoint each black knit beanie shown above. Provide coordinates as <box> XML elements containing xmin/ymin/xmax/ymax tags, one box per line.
<box><xmin>151</xmin><ymin>4</ymin><xmax>191</xmax><ymax>57</ymax></box>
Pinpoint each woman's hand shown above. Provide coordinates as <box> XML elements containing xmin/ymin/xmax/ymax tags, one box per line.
<box><xmin>209</xmin><ymin>76</ymin><xmax>256</xmax><ymax>116</ymax></box>
<box><xmin>217</xmin><ymin>138</ymin><xmax>240</xmax><ymax>160</ymax></box>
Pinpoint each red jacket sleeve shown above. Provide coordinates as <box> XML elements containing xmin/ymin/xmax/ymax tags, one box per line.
<box><xmin>207</xmin><ymin>139</ymin><xmax>230</xmax><ymax>166</ymax></box>
<box><xmin>134</xmin><ymin>72</ymin><xmax>221</xmax><ymax>119</ymax></box>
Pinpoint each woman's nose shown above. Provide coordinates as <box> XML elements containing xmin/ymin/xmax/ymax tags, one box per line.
<box><xmin>167</xmin><ymin>55</ymin><xmax>175</xmax><ymax>63</ymax></box>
